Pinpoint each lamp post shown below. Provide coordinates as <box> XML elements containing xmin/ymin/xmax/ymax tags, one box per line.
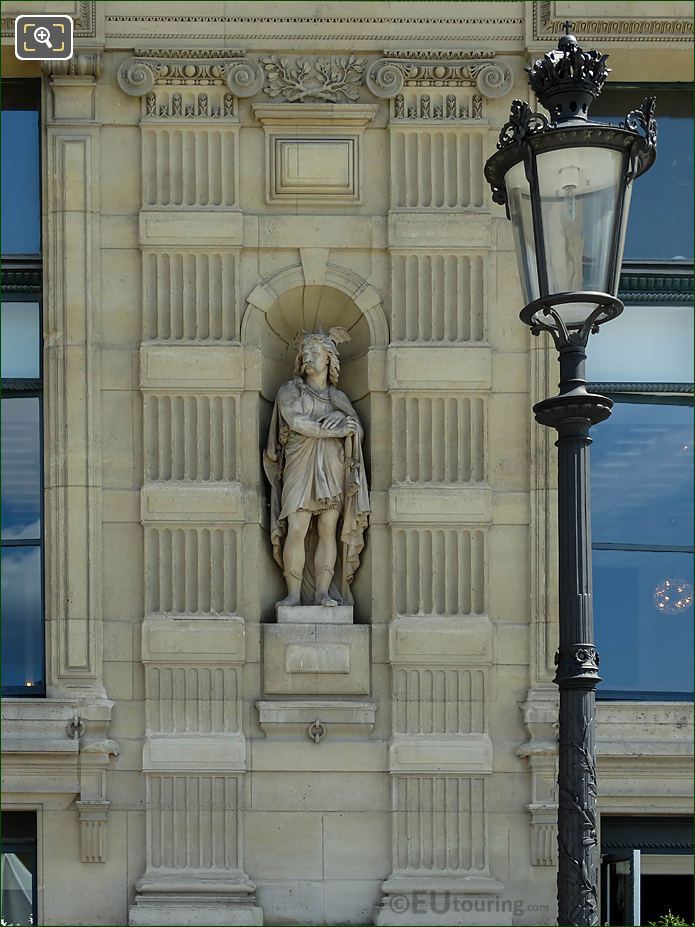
<box><xmin>484</xmin><ymin>24</ymin><xmax>657</xmax><ymax>927</ymax></box>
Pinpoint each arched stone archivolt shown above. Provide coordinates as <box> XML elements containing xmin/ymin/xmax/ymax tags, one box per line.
<box><xmin>241</xmin><ymin>257</ymin><xmax>388</xmax><ymax>403</ymax></box>
<box><xmin>242</xmin><ymin>258</ymin><xmax>387</xmax><ymax>346</ymax></box>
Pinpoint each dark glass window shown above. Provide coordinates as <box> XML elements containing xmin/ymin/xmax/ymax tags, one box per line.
<box><xmin>592</xmin><ymin>86</ymin><xmax>693</xmax><ymax>261</ymax></box>
<box><xmin>1</xmin><ymin>81</ymin><xmax>41</xmax><ymax>255</ymax></box>
<box><xmin>590</xmin><ymin>82</ymin><xmax>694</xmax><ymax>700</ymax></box>
<box><xmin>591</xmin><ymin>396</ymin><xmax>694</xmax><ymax>698</ymax></box>
<box><xmin>0</xmin><ymin>811</ymin><xmax>37</xmax><ymax>926</ymax></box>
<box><xmin>2</xmin><ymin>80</ymin><xmax>44</xmax><ymax>697</ymax></box>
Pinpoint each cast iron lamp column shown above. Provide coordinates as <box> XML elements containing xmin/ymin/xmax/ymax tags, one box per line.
<box><xmin>483</xmin><ymin>24</ymin><xmax>657</xmax><ymax>927</ymax></box>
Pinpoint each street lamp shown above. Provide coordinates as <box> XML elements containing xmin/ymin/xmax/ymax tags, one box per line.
<box><xmin>484</xmin><ymin>23</ymin><xmax>656</xmax><ymax>927</ymax></box>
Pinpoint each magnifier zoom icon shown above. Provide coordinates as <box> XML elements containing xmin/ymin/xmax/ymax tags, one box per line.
<box><xmin>33</xmin><ymin>26</ymin><xmax>53</xmax><ymax>48</ymax></box>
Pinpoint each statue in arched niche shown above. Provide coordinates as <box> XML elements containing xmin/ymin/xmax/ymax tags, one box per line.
<box><xmin>264</xmin><ymin>329</ymin><xmax>370</xmax><ymax>609</ymax></box>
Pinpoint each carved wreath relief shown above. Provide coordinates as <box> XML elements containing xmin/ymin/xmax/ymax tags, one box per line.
<box><xmin>264</xmin><ymin>330</ymin><xmax>370</xmax><ymax>609</ymax></box>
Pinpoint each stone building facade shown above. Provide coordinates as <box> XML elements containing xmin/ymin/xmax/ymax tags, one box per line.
<box><xmin>1</xmin><ymin>2</ymin><xmax>692</xmax><ymax>925</ymax></box>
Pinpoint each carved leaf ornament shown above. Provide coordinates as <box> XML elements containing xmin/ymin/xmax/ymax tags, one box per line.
<box><xmin>260</xmin><ymin>55</ymin><xmax>366</xmax><ymax>103</ymax></box>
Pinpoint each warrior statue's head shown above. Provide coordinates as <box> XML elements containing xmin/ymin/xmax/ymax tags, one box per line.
<box><xmin>293</xmin><ymin>328</ymin><xmax>351</xmax><ymax>387</ymax></box>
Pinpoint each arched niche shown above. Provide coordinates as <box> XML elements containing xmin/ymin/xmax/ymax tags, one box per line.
<box><xmin>242</xmin><ymin>261</ymin><xmax>387</xmax><ymax>621</ymax></box>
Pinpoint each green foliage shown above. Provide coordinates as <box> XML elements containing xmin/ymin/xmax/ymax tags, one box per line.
<box><xmin>647</xmin><ymin>911</ymin><xmax>694</xmax><ymax>927</ymax></box>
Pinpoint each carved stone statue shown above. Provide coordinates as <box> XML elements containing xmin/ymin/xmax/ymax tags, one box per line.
<box><xmin>264</xmin><ymin>329</ymin><xmax>370</xmax><ymax>608</ymax></box>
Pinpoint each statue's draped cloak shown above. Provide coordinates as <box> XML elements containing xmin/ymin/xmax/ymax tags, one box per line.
<box><xmin>263</xmin><ymin>378</ymin><xmax>370</xmax><ymax>606</ymax></box>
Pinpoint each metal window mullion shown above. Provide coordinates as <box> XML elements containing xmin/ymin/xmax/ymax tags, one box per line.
<box><xmin>592</xmin><ymin>543</ymin><xmax>694</xmax><ymax>554</ymax></box>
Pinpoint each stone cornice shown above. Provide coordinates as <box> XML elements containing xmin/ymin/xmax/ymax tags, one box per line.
<box><xmin>532</xmin><ymin>0</ymin><xmax>693</xmax><ymax>44</ymax></box>
<box><xmin>103</xmin><ymin>8</ymin><xmax>524</xmax><ymax>45</ymax></box>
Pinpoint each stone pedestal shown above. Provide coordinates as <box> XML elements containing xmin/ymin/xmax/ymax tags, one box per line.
<box><xmin>263</xmin><ymin>607</ymin><xmax>369</xmax><ymax>695</ymax></box>
<box><xmin>277</xmin><ymin>604</ymin><xmax>353</xmax><ymax>624</ymax></box>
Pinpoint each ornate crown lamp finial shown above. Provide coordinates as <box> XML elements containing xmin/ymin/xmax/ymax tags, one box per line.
<box><xmin>526</xmin><ymin>24</ymin><xmax>610</xmax><ymax>124</ymax></box>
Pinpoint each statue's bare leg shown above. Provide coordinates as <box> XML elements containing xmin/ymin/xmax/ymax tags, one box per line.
<box><xmin>279</xmin><ymin>511</ymin><xmax>312</xmax><ymax>606</ymax></box>
<box><xmin>314</xmin><ymin>509</ymin><xmax>340</xmax><ymax>606</ymax></box>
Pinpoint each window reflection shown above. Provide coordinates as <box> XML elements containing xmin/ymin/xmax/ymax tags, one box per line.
<box><xmin>592</xmin><ymin>87</ymin><xmax>694</xmax><ymax>261</ymax></box>
<box><xmin>0</xmin><ymin>851</ymin><xmax>34</xmax><ymax>925</ymax></box>
<box><xmin>592</xmin><ymin>397</ymin><xmax>694</xmax><ymax>697</ymax></box>
<box><xmin>1</xmin><ymin>398</ymin><xmax>41</xmax><ymax>542</ymax></box>
<box><xmin>1</xmin><ymin>813</ymin><xmax>36</xmax><ymax>926</ymax></box>
<box><xmin>594</xmin><ymin>549</ymin><xmax>694</xmax><ymax>695</ymax></box>
<box><xmin>591</xmin><ymin>400</ymin><xmax>693</xmax><ymax>548</ymax></box>
<box><xmin>0</xmin><ymin>110</ymin><xmax>40</xmax><ymax>255</ymax></box>
<box><xmin>1</xmin><ymin>303</ymin><xmax>40</xmax><ymax>379</ymax></box>
<box><xmin>2</xmin><ymin>80</ymin><xmax>44</xmax><ymax>698</ymax></box>
<box><xmin>1</xmin><ymin>546</ymin><xmax>43</xmax><ymax>691</ymax></box>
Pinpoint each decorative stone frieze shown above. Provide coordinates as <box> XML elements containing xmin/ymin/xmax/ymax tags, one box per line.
<box><xmin>118</xmin><ymin>50</ymin><xmax>261</xmax><ymax>127</ymax></box>
<box><xmin>117</xmin><ymin>49</ymin><xmax>262</xmax><ymax>96</ymax></box>
<box><xmin>392</xmin><ymin>90</ymin><xmax>483</xmax><ymax>121</ymax></box>
<box><xmin>366</xmin><ymin>51</ymin><xmax>512</xmax><ymax>98</ymax></box>
<box><xmin>260</xmin><ymin>54</ymin><xmax>366</xmax><ymax>102</ymax></box>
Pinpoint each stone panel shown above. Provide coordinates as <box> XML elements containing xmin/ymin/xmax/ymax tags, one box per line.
<box><xmin>142</xmin><ymin>126</ymin><xmax>239</xmax><ymax>208</ymax></box>
<box><xmin>392</xmin><ymin>775</ymin><xmax>488</xmax><ymax>874</ymax></box>
<box><xmin>391</xmin><ymin>528</ymin><xmax>485</xmax><ymax>616</ymax></box>
<box><xmin>391</xmin><ymin>252</ymin><xmax>486</xmax><ymax>343</ymax></box>
<box><xmin>143</xmin><ymin>250</ymin><xmax>239</xmax><ymax>342</ymax></box>
<box><xmin>391</xmin><ymin>394</ymin><xmax>485</xmax><ymax>482</ymax></box>
<box><xmin>144</xmin><ymin>526</ymin><xmax>239</xmax><ymax>616</ymax></box>
<box><xmin>390</xmin><ymin>128</ymin><xmax>486</xmax><ymax>210</ymax></box>
<box><xmin>143</xmin><ymin>393</ymin><xmax>239</xmax><ymax>482</ymax></box>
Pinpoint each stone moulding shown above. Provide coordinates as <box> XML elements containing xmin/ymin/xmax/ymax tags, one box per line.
<box><xmin>533</xmin><ymin>1</ymin><xmax>693</xmax><ymax>43</ymax></box>
<box><xmin>256</xmin><ymin>698</ymin><xmax>377</xmax><ymax>738</ymax></box>
<box><xmin>2</xmin><ymin>0</ymin><xmax>95</xmax><ymax>37</ymax></box>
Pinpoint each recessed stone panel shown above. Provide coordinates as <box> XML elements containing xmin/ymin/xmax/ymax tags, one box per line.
<box><xmin>263</xmin><ymin>624</ymin><xmax>370</xmax><ymax>696</ymax></box>
<box><xmin>275</xmin><ymin>137</ymin><xmax>355</xmax><ymax>197</ymax></box>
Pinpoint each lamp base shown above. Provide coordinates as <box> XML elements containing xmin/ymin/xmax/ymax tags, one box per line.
<box><xmin>533</xmin><ymin>391</ymin><xmax>612</xmax><ymax>430</ymax></box>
